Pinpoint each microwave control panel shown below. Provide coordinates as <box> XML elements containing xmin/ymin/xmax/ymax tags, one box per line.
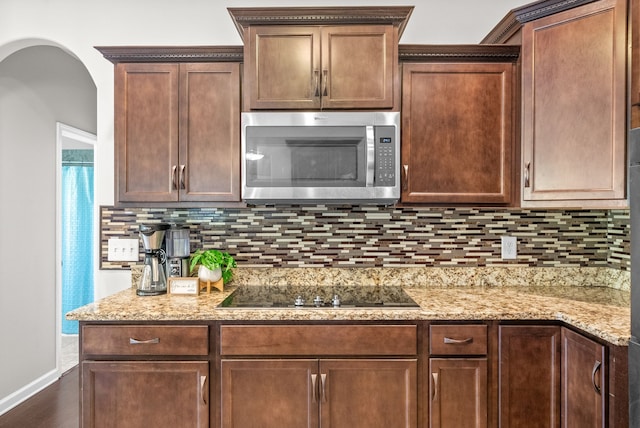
<box><xmin>375</xmin><ymin>126</ymin><xmax>396</xmax><ymax>186</ymax></box>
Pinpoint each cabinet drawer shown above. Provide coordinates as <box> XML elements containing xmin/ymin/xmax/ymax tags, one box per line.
<box><xmin>82</xmin><ymin>325</ymin><xmax>209</xmax><ymax>356</ymax></box>
<box><xmin>220</xmin><ymin>324</ymin><xmax>417</xmax><ymax>356</ymax></box>
<box><xmin>430</xmin><ymin>325</ymin><xmax>487</xmax><ymax>355</ymax></box>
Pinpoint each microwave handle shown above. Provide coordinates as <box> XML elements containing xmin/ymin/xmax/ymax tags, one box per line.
<box><xmin>366</xmin><ymin>125</ymin><xmax>375</xmax><ymax>186</ymax></box>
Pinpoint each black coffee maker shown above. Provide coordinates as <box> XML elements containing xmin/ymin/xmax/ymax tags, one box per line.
<box><xmin>137</xmin><ymin>223</ymin><xmax>170</xmax><ymax>296</ymax></box>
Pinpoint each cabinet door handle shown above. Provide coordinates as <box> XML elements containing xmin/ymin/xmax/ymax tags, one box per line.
<box><xmin>129</xmin><ymin>337</ymin><xmax>160</xmax><ymax>345</ymax></box>
<box><xmin>432</xmin><ymin>373</ymin><xmax>439</xmax><ymax>402</ymax></box>
<box><xmin>320</xmin><ymin>373</ymin><xmax>327</xmax><ymax>402</ymax></box>
<box><xmin>524</xmin><ymin>162</ymin><xmax>531</xmax><ymax>188</ymax></box>
<box><xmin>311</xmin><ymin>374</ymin><xmax>318</xmax><ymax>403</ymax></box>
<box><xmin>200</xmin><ymin>375</ymin><xmax>208</xmax><ymax>405</ymax></box>
<box><xmin>179</xmin><ymin>165</ymin><xmax>186</xmax><ymax>190</ymax></box>
<box><xmin>313</xmin><ymin>70</ymin><xmax>320</xmax><ymax>97</ymax></box>
<box><xmin>591</xmin><ymin>360</ymin><xmax>602</xmax><ymax>394</ymax></box>
<box><xmin>171</xmin><ymin>165</ymin><xmax>178</xmax><ymax>190</ymax></box>
<box><xmin>402</xmin><ymin>165</ymin><xmax>409</xmax><ymax>191</ymax></box>
<box><xmin>322</xmin><ymin>70</ymin><xmax>328</xmax><ymax>97</ymax></box>
<box><xmin>443</xmin><ymin>336</ymin><xmax>473</xmax><ymax>345</ymax></box>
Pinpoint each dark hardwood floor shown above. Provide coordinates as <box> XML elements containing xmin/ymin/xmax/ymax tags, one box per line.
<box><xmin>0</xmin><ymin>367</ymin><xmax>79</xmax><ymax>428</ymax></box>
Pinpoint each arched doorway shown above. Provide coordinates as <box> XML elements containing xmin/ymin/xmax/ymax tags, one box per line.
<box><xmin>0</xmin><ymin>43</ymin><xmax>96</xmax><ymax>412</ymax></box>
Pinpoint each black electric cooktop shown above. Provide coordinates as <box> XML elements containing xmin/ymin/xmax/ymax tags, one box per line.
<box><xmin>218</xmin><ymin>284</ymin><xmax>420</xmax><ymax>309</ymax></box>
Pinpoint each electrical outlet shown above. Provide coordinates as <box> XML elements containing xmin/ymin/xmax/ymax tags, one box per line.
<box><xmin>107</xmin><ymin>238</ymin><xmax>139</xmax><ymax>262</ymax></box>
<box><xmin>501</xmin><ymin>236</ymin><xmax>517</xmax><ymax>260</ymax></box>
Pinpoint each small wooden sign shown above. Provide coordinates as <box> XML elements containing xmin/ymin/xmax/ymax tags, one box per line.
<box><xmin>168</xmin><ymin>277</ymin><xmax>200</xmax><ymax>295</ymax></box>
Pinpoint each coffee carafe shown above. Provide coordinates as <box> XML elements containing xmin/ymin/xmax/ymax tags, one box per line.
<box><xmin>137</xmin><ymin>223</ymin><xmax>170</xmax><ymax>296</ymax></box>
<box><xmin>166</xmin><ymin>225</ymin><xmax>191</xmax><ymax>278</ymax></box>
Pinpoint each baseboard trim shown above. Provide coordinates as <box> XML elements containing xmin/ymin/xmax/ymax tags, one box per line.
<box><xmin>0</xmin><ymin>369</ymin><xmax>59</xmax><ymax>416</ymax></box>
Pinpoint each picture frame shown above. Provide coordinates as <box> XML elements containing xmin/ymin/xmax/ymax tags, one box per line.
<box><xmin>168</xmin><ymin>277</ymin><xmax>200</xmax><ymax>295</ymax></box>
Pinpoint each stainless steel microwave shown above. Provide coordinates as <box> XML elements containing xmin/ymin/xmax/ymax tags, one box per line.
<box><xmin>241</xmin><ymin>111</ymin><xmax>400</xmax><ymax>205</ymax></box>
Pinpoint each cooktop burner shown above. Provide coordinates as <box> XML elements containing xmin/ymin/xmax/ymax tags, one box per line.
<box><xmin>218</xmin><ymin>285</ymin><xmax>420</xmax><ymax>309</ymax></box>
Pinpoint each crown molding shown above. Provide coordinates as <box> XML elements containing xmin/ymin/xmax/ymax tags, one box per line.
<box><xmin>227</xmin><ymin>6</ymin><xmax>414</xmax><ymax>42</ymax></box>
<box><xmin>482</xmin><ymin>0</ymin><xmax>599</xmax><ymax>44</ymax></box>
<box><xmin>95</xmin><ymin>46</ymin><xmax>244</xmax><ymax>64</ymax></box>
<box><xmin>399</xmin><ymin>44</ymin><xmax>520</xmax><ymax>63</ymax></box>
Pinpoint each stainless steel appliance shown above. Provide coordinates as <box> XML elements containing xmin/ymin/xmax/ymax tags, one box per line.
<box><xmin>241</xmin><ymin>111</ymin><xmax>400</xmax><ymax>205</ymax></box>
<box><xmin>137</xmin><ymin>223</ymin><xmax>170</xmax><ymax>296</ymax></box>
<box><xmin>630</xmin><ymin>128</ymin><xmax>640</xmax><ymax>423</ymax></box>
<box><xmin>166</xmin><ymin>225</ymin><xmax>191</xmax><ymax>278</ymax></box>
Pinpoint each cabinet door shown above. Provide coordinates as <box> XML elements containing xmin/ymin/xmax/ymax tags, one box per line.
<box><xmin>82</xmin><ymin>360</ymin><xmax>208</xmax><ymax>428</ymax></box>
<box><xmin>321</xmin><ymin>25</ymin><xmax>396</xmax><ymax>109</ymax></box>
<box><xmin>401</xmin><ymin>62</ymin><xmax>515</xmax><ymax>204</ymax></box>
<box><xmin>499</xmin><ymin>325</ymin><xmax>561</xmax><ymax>427</ymax></box>
<box><xmin>220</xmin><ymin>359</ymin><xmax>318</xmax><ymax>428</ymax></box>
<box><xmin>561</xmin><ymin>328</ymin><xmax>606</xmax><ymax>428</ymax></box>
<box><xmin>115</xmin><ymin>63</ymin><xmax>179</xmax><ymax>202</ymax></box>
<box><xmin>179</xmin><ymin>63</ymin><xmax>240</xmax><ymax>202</ymax></box>
<box><xmin>430</xmin><ymin>358</ymin><xmax>487</xmax><ymax>428</ymax></box>
<box><xmin>521</xmin><ymin>0</ymin><xmax>626</xmax><ymax>206</ymax></box>
<box><xmin>319</xmin><ymin>359</ymin><xmax>417</xmax><ymax>428</ymax></box>
<box><xmin>246</xmin><ymin>26</ymin><xmax>321</xmax><ymax>110</ymax></box>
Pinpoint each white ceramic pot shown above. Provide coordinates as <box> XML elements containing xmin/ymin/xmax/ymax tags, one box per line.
<box><xmin>198</xmin><ymin>265</ymin><xmax>222</xmax><ymax>282</ymax></box>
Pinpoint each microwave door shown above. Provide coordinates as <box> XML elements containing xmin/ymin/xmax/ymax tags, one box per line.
<box><xmin>245</xmin><ymin>126</ymin><xmax>367</xmax><ymax>190</ymax></box>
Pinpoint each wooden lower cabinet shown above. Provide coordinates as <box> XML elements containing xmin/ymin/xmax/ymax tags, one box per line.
<box><xmin>499</xmin><ymin>325</ymin><xmax>561</xmax><ymax>427</ymax></box>
<box><xmin>429</xmin><ymin>358</ymin><xmax>488</xmax><ymax>428</ymax></box>
<box><xmin>561</xmin><ymin>327</ymin><xmax>606</xmax><ymax>428</ymax></box>
<box><xmin>220</xmin><ymin>358</ymin><xmax>417</xmax><ymax>428</ymax></box>
<box><xmin>82</xmin><ymin>361</ymin><xmax>209</xmax><ymax>428</ymax></box>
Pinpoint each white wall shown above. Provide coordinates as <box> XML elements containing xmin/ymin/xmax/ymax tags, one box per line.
<box><xmin>0</xmin><ymin>0</ymin><xmax>526</xmax><ymax>413</ymax></box>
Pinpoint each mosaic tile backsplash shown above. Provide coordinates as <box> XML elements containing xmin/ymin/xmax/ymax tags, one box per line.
<box><xmin>100</xmin><ymin>206</ymin><xmax>630</xmax><ymax>271</ymax></box>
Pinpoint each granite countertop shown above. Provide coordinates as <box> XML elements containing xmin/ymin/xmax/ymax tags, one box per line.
<box><xmin>67</xmin><ymin>267</ymin><xmax>631</xmax><ymax>346</ymax></box>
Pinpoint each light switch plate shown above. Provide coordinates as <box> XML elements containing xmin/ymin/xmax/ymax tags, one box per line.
<box><xmin>107</xmin><ymin>238</ymin><xmax>139</xmax><ymax>262</ymax></box>
<box><xmin>501</xmin><ymin>236</ymin><xmax>517</xmax><ymax>260</ymax></box>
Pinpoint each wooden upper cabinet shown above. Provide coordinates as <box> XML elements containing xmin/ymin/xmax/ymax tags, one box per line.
<box><xmin>229</xmin><ymin>6</ymin><xmax>413</xmax><ymax>111</ymax></box>
<box><xmin>399</xmin><ymin>46</ymin><xmax>519</xmax><ymax>205</ymax></box>
<box><xmin>520</xmin><ymin>0</ymin><xmax>627</xmax><ymax>207</ymax></box>
<box><xmin>246</xmin><ymin>25</ymin><xmax>395</xmax><ymax>110</ymax></box>
<box><xmin>246</xmin><ymin>26</ymin><xmax>321</xmax><ymax>110</ymax></box>
<box><xmin>320</xmin><ymin>25</ymin><xmax>395</xmax><ymax>109</ymax></box>
<box><xmin>179</xmin><ymin>63</ymin><xmax>240</xmax><ymax>202</ymax></box>
<box><xmin>99</xmin><ymin>46</ymin><xmax>243</xmax><ymax>206</ymax></box>
<box><xmin>115</xmin><ymin>62</ymin><xmax>180</xmax><ymax>202</ymax></box>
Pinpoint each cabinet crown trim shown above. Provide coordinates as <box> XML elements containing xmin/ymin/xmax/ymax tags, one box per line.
<box><xmin>227</xmin><ymin>6</ymin><xmax>414</xmax><ymax>41</ymax></box>
<box><xmin>482</xmin><ymin>0</ymin><xmax>601</xmax><ymax>43</ymax></box>
<box><xmin>399</xmin><ymin>44</ymin><xmax>520</xmax><ymax>63</ymax></box>
<box><xmin>95</xmin><ymin>46</ymin><xmax>244</xmax><ymax>64</ymax></box>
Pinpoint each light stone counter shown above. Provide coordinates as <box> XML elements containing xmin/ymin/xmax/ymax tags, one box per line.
<box><xmin>67</xmin><ymin>267</ymin><xmax>631</xmax><ymax>346</ymax></box>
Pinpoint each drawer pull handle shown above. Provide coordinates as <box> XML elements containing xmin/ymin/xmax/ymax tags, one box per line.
<box><xmin>591</xmin><ymin>360</ymin><xmax>602</xmax><ymax>394</ymax></box>
<box><xmin>432</xmin><ymin>373</ymin><xmax>439</xmax><ymax>401</ymax></box>
<box><xmin>311</xmin><ymin>374</ymin><xmax>318</xmax><ymax>403</ymax></box>
<box><xmin>320</xmin><ymin>373</ymin><xmax>327</xmax><ymax>403</ymax></box>
<box><xmin>443</xmin><ymin>336</ymin><xmax>473</xmax><ymax>345</ymax></box>
<box><xmin>200</xmin><ymin>375</ymin><xmax>208</xmax><ymax>405</ymax></box>
<box><xmin>129</xmin><ymin>337</ymin><xmax>160</xmax><ymax>345</ymax></box>
<box><xmin>171</xmin><ymin>165</ymin><xmax>178</xmax><ymax>190</ymax></box>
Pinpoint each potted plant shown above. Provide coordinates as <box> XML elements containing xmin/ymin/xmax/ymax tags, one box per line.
<box><xmin>189</xmin><ymin>249</ymin><xmax>237</xmax><ymax>284</ymax></box>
